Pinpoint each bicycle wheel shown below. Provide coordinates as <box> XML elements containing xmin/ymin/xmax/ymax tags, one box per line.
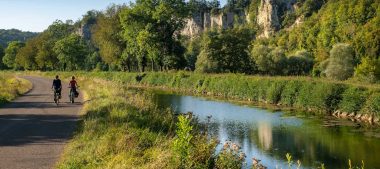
<box><xmin>54</xmin><ymin>93</ymin><xmax>59</xmax><ymax>106</ymax></box>
<box><xmin>70</xmin><ymin>91</ymin><xmax>75</xmax><ymax>103</ymax></box>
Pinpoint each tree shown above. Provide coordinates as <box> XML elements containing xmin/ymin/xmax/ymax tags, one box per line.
<box><xmin>286</xmin><ymin>50</ymin><xmax>314</xmax><ymax>75</ymax></box>
<box><xmin>33</xmin><ymin>20</ymin><xmax>75</xmax><ymax>70</ymax></box>
<box><xmin>0</xmin><ymin>46</ymin><xmax>5</xmax><ymax>69</ymax></box>
<box><xmin>196</xmin><ymin>28</ymin><xmax>254</xmax><ymax>73</ymax></box>
<box><xmin>92</xmin><ymin>5</ymin><xmax>126</xmax><ymax>70</ymax></box>
<box><xmin>15</xmin><ymin>38</ymin><xmax>38</xmax><ymax>70</ymax></box>
<box><xmin>268</xmin><ymin>47</ymin><xmax>287</xmax><ymax>75</ymax></box>
<box><xmin>250</xmin><ymin>45</ymin><xmax>288</xmax><ymax>75</ymax></box>
<box><xmin>120</xmin><ymin>0</ymin><xmax>188</xmax><ymax>72</ymax></box>
<box><xmin>325</xmin><ymin>43</ymin><xmax>355</xmax><ymax>80</ymax></box>
<box><xmin>184</xmin><ymin>37</ymin><xmax>201</xmax><ymax>70</ymax></box>
<box><xmin>2</xmin><ymin>41</ymin><xmax>24</xmax><ymax>69</ymax></box>
<box><xmin>250</xmin><ymin>45</ymin><xmax>270</xmax><ymax>74</ymax></box>
<box><xmin>53</xmin><ymin>34</ymin><xmax>88</xmax><ymax>71</ymax></box>
<box><xmin>84</xmin><ymin>51</ymin><xmax>103</xmax><ymax>71</ymax></box>
<box><xmin>354</xmin><ymin>57</ymin><xmax>380</xmax><ymax>83</ymax></box>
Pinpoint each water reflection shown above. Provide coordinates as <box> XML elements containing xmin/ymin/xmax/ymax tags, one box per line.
<box><xmin>154</xmin><ymin>93</ymin><xmax>380</xmax><ymax>169</ymax></box>
<box><xmin>258</xmin><ymin>122</ymin><xmax>272</xmax><ymax>151</ymax></box>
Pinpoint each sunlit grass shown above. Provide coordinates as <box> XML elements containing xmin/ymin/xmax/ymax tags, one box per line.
<box><xmin>0</xmin><ymin>72</ymin><xmax>32</xmax><ymax>104</ymax></box>
<box><xmin>56</xmin><ymin>76</ymin><xmax>179</xmax><ymax>169</ymax></box>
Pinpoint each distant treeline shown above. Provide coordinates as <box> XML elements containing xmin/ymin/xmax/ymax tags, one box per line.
<box><xmin>0</xmin><ymin>29</ymin><xmax>38</xmax><ymax>48</ymax></box>
<box><xmin>0</xmin><ymin>0</ymin><xmax>379</xmax><ymax>83</ymax></box>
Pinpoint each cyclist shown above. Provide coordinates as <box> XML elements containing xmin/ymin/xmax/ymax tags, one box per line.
<box><xmin>69</xmin><ymin>76</ymin><xmax>79</xmax><ymax>97</ymax></box>
<box><xmin>52</xmin><ymin>75</ymin><xmax>62</xmax><ymax>99</ymax></box>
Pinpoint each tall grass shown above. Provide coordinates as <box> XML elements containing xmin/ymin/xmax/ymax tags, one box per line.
<box><xmin>55</xmin><ymin>76</ymin><xmax>224</xmax><ymax>169</ymax></box>
<box><xmin>0</xmin><ymin>72</ymin><xmax>32</xmax><ymax>104</ymax></box>
<box><xmin>56</xmin><ymin>78</ymin><xmax>177</xmax><ymax>168</ymax></box>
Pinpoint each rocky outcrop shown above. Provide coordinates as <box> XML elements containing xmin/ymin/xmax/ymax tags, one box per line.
<box><xmin>257</xmin><ymin>0</ymin><xmax>280</xmax><ymax>38</ymax></box>
<box><xmin>181</xmin><ymin>12</ymin><xmax>243</xmax><ymax>37</ymax></box>
<box><xmin>76</xmin><ymin>23</ymin><xmax>92</xmax><ymax>40</ymax></box>
<box><xmin>257</xmin><ymin>0</ymin><xmax>296</xmax><ymax>38</ymax></box>
<box><xmin>182</xmin><ymin>0</ymin><xmax>301</xmax><ymax>38</ymax></box>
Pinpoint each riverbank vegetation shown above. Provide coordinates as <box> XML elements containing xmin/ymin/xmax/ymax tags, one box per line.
<box><xmin>0</xmin><ymin>72</ymin><xmax>32</xmax><ymax>104</ymax></box>
<box><xmin>28</xmin><ymin>71</ymin><xmax>376</xmax><ymax>168</ymax></box>
<box><xmin>53</xmin><ymin>74</ymin><xmax>248</xmax><ymax>169</ymax></box>
<box><xmin>35</xmin><ymin>71</ymin><xmax>380</xmax><ymax>125</ymax></box>
<box><xmin>92</xmin><ymin>72</ymin><xmax>380</xmax><ymax>118</ymax></box>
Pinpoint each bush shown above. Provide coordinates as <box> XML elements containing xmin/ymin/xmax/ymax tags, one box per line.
<box><xmin>286</xmin><ymin>50</ymin><xmax>314</xmax><ymax>75</ymax></box>
<box><xmin>173</xmin><ymin>115</ymin><xmax>193</xmax><ymax>167</ymax></box>
<box><xmin>266</xmin><ymin>81</ymin><xmax>286</xmax><ymax>104</ymax></box>
<box><xmin>354</xmin><ymin>57</ymin><xmax>380</xmax><ymax>83</ymax></box>
<box><xmin>296</xmin><ymin>82</ymin><xmax>346</xmax><ymax>113</ymax></box>
<box><xmin>295</xmin><ymin>82</ymin><xmax>315</xmax><ymax>110</ymax></box>
<box><xmin>361</xmin><ymin>92</ymin><xmax>380</xmax><ymax>116</ymax></box>
<box><xmin>280</xmin><ymin>80</ymin><xmax>303</xmax><ymax>106</ymax></box>
<box><xmin>325</xmin><ymin>43</ymin><xmax>355</xmax><ymax>80</ymax></box>
<box><xmin>339</xmin><ymin>87</ymin><xmax>368</xmax><ymax>113</ymax></box>
<box><xmin>310</xmin><ymin>83</ymin><xmax>346</xmax><ymax>113</ymax></box>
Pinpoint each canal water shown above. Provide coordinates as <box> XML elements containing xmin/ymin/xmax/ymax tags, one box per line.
<box><xmin>153</xmin><ymin>92</ymin><xmax>380</xmax><ymax>169</ymax></box>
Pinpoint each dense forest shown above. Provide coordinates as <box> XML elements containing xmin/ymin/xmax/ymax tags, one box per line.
<box><xmin>0</xmin><ymin>29</ymin><xmax>38</xmax><ymax>48</ymax></box>
<box><xmin>0</xmin><ymin>0</ymin><xmax>379</xmax><ymax>83</ymax></box>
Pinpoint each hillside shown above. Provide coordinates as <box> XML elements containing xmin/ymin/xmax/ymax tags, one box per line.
<box><xmin>0</xmin><ymin>29</ymin><xmax>38</xmax><ymax>48</ymax></box>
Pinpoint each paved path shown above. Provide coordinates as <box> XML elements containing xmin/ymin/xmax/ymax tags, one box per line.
<box><xmin>0</xmin><ymin>76</ymin><xmax>82</xmax><ymax>169</ymax></box>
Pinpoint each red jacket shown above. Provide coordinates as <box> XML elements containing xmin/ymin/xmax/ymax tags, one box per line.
<box><xmin>69</xmin><ymin>80</ymin><xmax>77</xmax><ymax>88</ymax></box>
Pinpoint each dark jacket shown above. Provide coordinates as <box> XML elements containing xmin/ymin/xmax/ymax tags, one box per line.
<box><xmin>52</xmin><ymin>79</ymin><xmax>62</xmax><ymax>89</ymax></box>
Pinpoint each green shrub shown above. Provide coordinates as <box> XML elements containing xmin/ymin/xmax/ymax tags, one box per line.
<box><xmin>339</xmin><ymin>87</ymin><xmax>368</xmax><ymax>113</ymax></box>
<box><xmin>296</xmin><ymin>82</ymin><xmax>346</xmax><ymax>113</ymax></box>
<box><xmin>245</xmin><ymin>79</ymin><xmax>261</xmax><ymax>101</ymax></box>
<box><xmin>361</xmin><ymin>92</ymin><xmax>380</xmax><ymax>116</ymax></box>
<box><xmin>266</xmin><ymin>81</ymin><xmax>286</xmax><ymax>104</ymax></box>
<box><xmin>295</xmin><ymin>82</ymin><xmax>315</xmax><ymax>109</ymax></box>
<box><xmin>173</xmin><ymin>115</ymin><xmax>193</xmax><ymax>167</ymax></box>
<box><xmin>257</xmin><ymin>80</ymin><xmax>271</xmax><ymax>102</ymax></box>
<box><xmin>310</xmin><ymin>83</ymin><xmax>346</xmax><ymax>113</ymax></box>
<box><xmin>280</xmin><ymin>80</ymin><xmax>303</xmax><ymax>106</ymax></box>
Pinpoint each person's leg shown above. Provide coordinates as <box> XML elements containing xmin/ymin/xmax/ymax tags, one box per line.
<box><xmin>58</xmin><ymin>89</ymin><xmax>62</xmax><ymax>98</ymax></box>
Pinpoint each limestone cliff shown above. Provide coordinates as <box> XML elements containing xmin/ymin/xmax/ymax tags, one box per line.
<box><xmin>181</xmin><ymin>12</ymin><xmax>242</xmax><ymax>37</ymax></box>
<box><xmin>181</xmin><ymin>0</ymin><xmax>300</xmax><ymax>38</ymax></box>
<box><xmin>257</xmin><ymin>0</ymin><xmax>280</xmax><ymax>38</ymax></box>
<box><xmin>256</xmin><ymin>0</ymin><xmax>296</xmax><ymax>38</ymax></box>
<box><xmin>76</xmin><ymin>23</ymin><xmax>92</xmax><ymax>40</ymax></box>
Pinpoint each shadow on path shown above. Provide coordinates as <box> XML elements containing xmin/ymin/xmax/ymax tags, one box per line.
<box><xmin>2</xmin><ymin>101</ymin><xmax>83</xmax><ymax>109</ymax></box>
<box><xmin>0</xmin><ymin>114</ymin><xmax>79</xmax><ymax>146</ymax></box>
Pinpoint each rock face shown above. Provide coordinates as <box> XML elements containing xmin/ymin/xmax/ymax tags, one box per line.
<box><xmin>181</xmin><ymin>12</ymin><xmax>242</xmax><ymax>37</ymax></box>
<box><xmin>76</xmin><ymin>23</ymin><xmax>92</xmax><ymax>40</ymax></box>
<box><xmin>257</xmin><ymin>0</ymin><xmax>296</xmax><ymax>38</ymax></box>
<box><xmin>257</xmin><ymin>0</ymin><xmax>280</xmax><ymax>38</ymax></box>
<box><xmin>181</xmin><ymin>0</ymin><xmax>299</xmax><ymax>38</ymax></box>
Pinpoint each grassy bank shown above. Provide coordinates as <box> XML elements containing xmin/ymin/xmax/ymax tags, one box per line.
<box><xmin>40</xmin><ymin>71</ymin><xmax>379</xmax><ymax>119</ymax></box>
<box><xmin>54</xmin><ymin>75</ymin><xmax>243</xmax><ymax>169</ymax></box>
<box><xmin>0</xmin><ymin>72</ymin><xmax>32</xmax><ymax>105</ymax></box>
<box><xmin>25</xmin><ymin>72</ymin><xmax>377</xmax><ymax>168</ymax></box>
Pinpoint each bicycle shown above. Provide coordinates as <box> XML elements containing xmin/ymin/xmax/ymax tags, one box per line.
<box><xmin>68</xmin><ymin>87</ymin><xmax>79</xmax><ymax>103</ymax></box>
<box><xmin>53</xmin><ymin>88</ymin><xmax>61</xmax><ymax>106</ymax></box>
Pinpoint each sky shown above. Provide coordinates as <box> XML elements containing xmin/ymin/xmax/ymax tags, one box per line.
<box><xmin>0</xmin><ymin>0</ymin><xmax>229</xmax><ymax>32</ymax></box>
<box><xmin>0</xmin><ymin>0</ymin><xmax>131</xmax><ymax>32</ymax></box>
